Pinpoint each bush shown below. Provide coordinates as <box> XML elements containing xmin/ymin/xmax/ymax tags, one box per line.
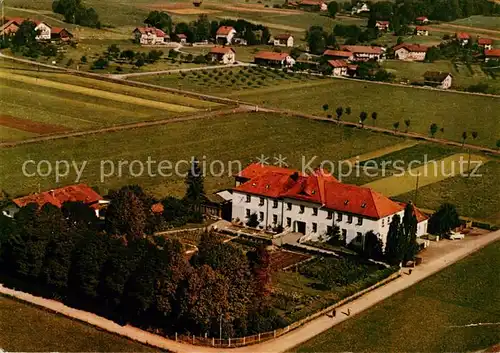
<box><xmin>467</xmin><ymin>83</ymin><xmax>489</xmax><ymax>94</ymax></box>
<box><xmin>194</xmin><ymin>55</ymin><xmax>208</xmax><ymax>64</ymax></box>
<box><xmin>91</xmin><ymin>57</ymin><xmax>108</xmax><ymax>70</ymax></box>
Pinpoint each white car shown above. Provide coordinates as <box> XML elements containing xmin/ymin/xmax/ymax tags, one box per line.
<box><xmin>449</xmin><ymin>232</ymin><xmax>465</xmax><ymax>240</ymax></box>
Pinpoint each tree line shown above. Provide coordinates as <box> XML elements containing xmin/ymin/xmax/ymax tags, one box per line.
<box><xmin>52</xmin><ymin>0</ymin><xmax>101</xmax><ymax>28</ymax></box>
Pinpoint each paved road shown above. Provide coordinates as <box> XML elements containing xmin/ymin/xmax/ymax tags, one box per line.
<box><xmin>1</xmin><ymin>231</ymin><xmax>498</xmax><ymax>353</ymax></box>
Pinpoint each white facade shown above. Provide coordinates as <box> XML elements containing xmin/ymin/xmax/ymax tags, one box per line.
<box><xmin>395</xmin><ymin>48</ymin><xmax>427</xmax><ymax>61</ymax></box>
<box><xmin>416</xmin><ymin>29</ymin><xmax>429</xmax><ymax>36</ymax></box>
<box><xmin>231</xmin><ymin>191</ymin><xmax>428</xmax><ymax>247</ymax></box>
<box><xmin>216</xmin><ymin>28</ymin><xmax>237</xmax><ymax>45</ymax></box>
<box><xmin>332</xmin><ymin>66</ymin><xmax>348</xmax><ymax>76</ymax></box>
<box><xmin>438</xmin><ymin>75</ymin><xmax>453</xmax><ymax>89</ymax></box>
<box><xmin>273</xmin><ymin>36</ymin><xmax>294</xmax><ymax>47</ymax></box>
<box><xmin>35</xmin><ymin>22</ymin><xmax>51</xmax><ymax>41</ymax></box>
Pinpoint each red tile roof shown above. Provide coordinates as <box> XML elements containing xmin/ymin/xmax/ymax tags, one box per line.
<box><xmin>416</xmin><ymin>16</ymin><xmax>428</xmax><ymax>21</ymax></box>
<box><xmin>216</xmin><ymin>26</ymin><xmax>235</xmax><ymax>36</ymax></box>
<box><xmin>340</xmin><ymin>45</ymin><xmax>383</xmax><ymax>55</ymax></box>
<box><xmin>254</xmin><ymin>51</ymin><xmax>290</xmax><ymax>61</ymax></box>
<box><xmin>456</xmin><ymin>32</ymin><xmax>470</xmax><ymax>40</ymax></box>
<box><xmin>236</xmin><ymin>163</ymin><xmax>300</xmax><ymax>180</ymax></box>
<box><xmin>478</xmin><ymin>38</ymin><xmax>493</xmax><ymax>45</ymax></box>
<box><xmin>328</xmin><ymin>59</ymin><xmax>348</xmax><ymax>68</ymax></box>
<box><xmin>397</xmin><ymin>202</ymin><xmax>429</xmax><ymax>222</ymax></box>
<box><xmin>234</xmin><ymin>165</ymin><xmax>405</xmax><ymax>219</ymax></box>
<box><xmin>376</xmin><ymin>21</ymin><xmax>390</xmax><ymax>25</ymax></box>
<box><xmin>323</xmin><ymin>49</ymin><xmax>352</xmax><ymax>58</ymax></box>
<box><xmin>135</xmin><ymin>27</ymin><xmax>167</xmax><ymax>37</ymax></box>
<box><xmin>393</xmin><ymin>43</ymin><xmax>429</xmax><ymax>52</ymax></box>
<box><xmin>275</xmin><ymin>33</ymin><xmax>293</xmax><ymax>40</ymax></box>
<box><xmin>177</xmin><ymin>33</ymin><xmax>187</xmax><ymax>39</ymax></box>
<box><xmin>210</xmin><ymin>46</ymin><xmax>235</xmax><ymax>54</ymax></box>
<box><xmin>415</xmin><ymin>26</ymin><xmax>428</xmax><ymax>31</ymax></box>
<box><xmin>151</xmin><ymin>202</ymin><xmax>164</xmax><ymax>214</ymax></box>
<box><xmin>13</xmin><ymin>184</ymin><xmax>102</xmax><ymax>210</ymax></box>
<box><xmin>485</xmin><ymin>49</ymin><xmax>500</xmax><ymax>57</ymax></box>
<box><xmin>300</xmin><ymin>0</ymin><xmax>325</xmax><ymax>5</ymax></box>
<box><xmin>5</xmin><ymin>17</ymin><xmax>50</xmax><ymax>27</ymax></box>
<box><xmin>51</xmin><ymin>27</ymin><xmax>73</xmax><ymax>37</ymax></box>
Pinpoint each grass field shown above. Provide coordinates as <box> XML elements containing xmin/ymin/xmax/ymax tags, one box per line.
<box><xmin>294</xmin><ymin>239</ymin><xmax>500</xmax><ymax>353</ymax></box>
<box><xmin>0</xmin><ymin>295</ymin><xmax>158</xmax><ymax>352</ymax></box>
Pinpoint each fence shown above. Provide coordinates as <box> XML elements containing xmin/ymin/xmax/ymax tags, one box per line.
<box><xmin>168</xmin><ymin>269</ymin><xmax>402</xmax><ymax>348</ymax></box>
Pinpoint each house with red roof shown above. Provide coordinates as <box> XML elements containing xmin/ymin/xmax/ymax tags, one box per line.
<box><xmin>478</xmin><ymin>38</ymin><xmax>493</xmax><ymax>50</ymax></box>
<box><xmin>208</xmin><ymin>46</ymin><xmax>236</xmax><ymax>64</ymax></box>
<box><xmin>51</xmin><ymin>27</ymin><xmax>73</xmax><ymax>42</ymax></box>
<box><xmin>133</xmin><ymin>27</ymin><xmax>169</xmax><ymax>45</ymax></box>
<box><xmin>327</xmin><ymin>60</ymin><xmax>349</xmax><ymax>76</ymax></box>
<box><xmin>323</xmin><ymin>49</ymin><xmax>354</xmax><ymax>61</ymax></box>
<box><xmin>230</xmin><ymin>164</ymin><xmax>428</xmax><ymax>246</ymax></box>
<box><xmin>415</xmin><ymin>16</ymin><xmax>429</xmax><ymax>24</ymax></box>
<box><xmin>1</xmin><ymin>17</ymin><xmax>52</xmax><ymax>41</ymax></box>
<box><xmin>339</xmin><ymin>45</ymin><xmax>385</xmax><ymax>62</ymax></box>
<box><xmin>456</xmin><ymin>32</ymin><xmax>470</xmax><ymax>45</ymax></box>
<box><xmin>216</xmin><ymin>26</ymin><xmax>237</xmax><ymax>45</ymax></box>
<box><xmin>415</xmin><ymin>26</ymin><xmax>429</xmax><ymax>36</ymax></box>
<box><xmin>3</xmin><ymin>184</ymin><xmax>104</xmax><ymax>218</ymax></box>
<box><xmin>485</xmin><ymin>49</ymin><xmax>500</xmax><ymax>62</ymax></box>
<box><xmin>254</xmin><ymin>51</ymin><xmax>296</xmax><ymax>67</ymax></box>
<box><xmin>273</xmin><ymin>33</ymin><xmax>294</xmax><ymax>48</ymax></box>
<box><xmin>375</xmin><ymin>21</ymin><xmax>390</xmax><ymax>31</ymax></box>
<box><xmin>297</xmin><ymin>0</ymin><xmax>328</xmax><ymax>11</ymax></box>
<box><xmin>393</xmin><ymin>43</ymin><xmax>429</xmax><ymax>61</ymax></box>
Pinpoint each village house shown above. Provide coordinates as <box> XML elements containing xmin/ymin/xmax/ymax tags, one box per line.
<box><xmin>51</xmin><ymin>27</ymin><xmax>73</xmax><ymax>42</ymax></box>
<box><xmin>339</xmin><ymin>45</ymin><xmax>385</xmax><ymax>62</ymax></box>
<box><xmin>478</xmin><ymin>38</ymin><xmax>493</xmax><ymax>50</ymax></box>
<box><xmin>254</xmin><ymin>51</ymin><xmax>296</xmax><ymax>68</ymax></box>
<box><xmin>208</xmin><ymin>46</ymin><xmax>236</xmax><ymax>64</ymax></box>
<box><xmin>297</xmin><ymin>0</ymin><xmax>328</xmax><ymax>11</ymax></box>
<box><xmin>176</xmin><ymin>33</ymin><xmax>188</xmax><ymax>44</ymax></box>
<box><xmin>273</xmin><ymin>33</ymin><xmax>294</xmax><ymax>47</ymax></box>
<box><xmin>456</xmin><ymin>32</ymin><xmax>470</xmax><ymax>45</ymax></box>
<box><xmin>216</xmin><ymin>26</ymin><xmax>237</xmax><ymax>45</ymax></box>
<box><xmin>328</xmin><ymin>60</ymin><xmax>348</xmax><ymax>76</ymax></box>
<box><xmin>415</xmin><ymin>16</ymin><xmax>429</xmax><ymax>24</ymax></box>
<box><xmin>0</xmin><ymin>19</ymin><xmax>21</xmax><ymax>36</ymax></box>
<box><xmin>423</xmin><ymin>71</ymin><xmax>453</xmax><ymax>89</ymax></box>
<box><xmin>230</xmin><ymin>164</ymin><xmax>428</xmax><ymax>247</ymax></box>
<box><xmin>2</xmin><ymin>184</ymin><xmax>105</xmax><ymax>219</ymax></box>
<box><xmin>485</xmin><ymin>49</ymin><xmax>500</xmax><ymax>62</ymax></box>
<box><xmin>351</xmin><ymin>2</ymin><xmax>370</xmax><ymax>14</ymax></box>
<box><xmin>323</xmin><ymin>49</ymin><xmax>354</xmax><ymax>61</ymax></box>
<box><xmin>375</xmin><ymin>21</ymin><xmax>390</xmax><ymax>32</ymax></box>
<box><xmin>415</xmin><ymin>26</ymin><xmax>429</xmax><ymax>36</ymax></box>
<box><xmin>393</xmin><ymin>43</ymin><xmax>429</xmax><ymax>61</ymax></box>
<box><xmin>133</xmin><ymin>27</ymin><xmax>169</xmax><ymax>45</ymax></box>
<box><xmin>0</xmin><ymin>17</ymin><xmax>52</xmax><ymax>41</ymax></box>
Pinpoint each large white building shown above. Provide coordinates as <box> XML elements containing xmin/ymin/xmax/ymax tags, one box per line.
<box><xmin>230</xmin><ymin>164</ymin><xmax>428</xmax><ymax>246</ymax></box>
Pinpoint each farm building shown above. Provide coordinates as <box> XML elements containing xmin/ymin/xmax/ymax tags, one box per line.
<box><xmin>133</xmin><ymin>27</ymin><xmax>169</xmax><ymax>45</ymax></box>
<box><xmin>323</xmin><ymin>49</ymin><xmax>353</xmax><ymax>61</ymax></box>
<box><xmin>351</xmin><ymin>2</ymin><xmax>370</xmax><ymax>14</ymax></box>
<box><xmin>51</xmin><ymin>27</ymin><xmax>73</xmax><ymax>42</ymax></box>
<box><xmin>456</xmin><ymin>32</ymin><xmax>470</xmax><ymax>45</ymax></box>
<box><xmin>423</xmin><ymin>71</ymin><xmax>453</xmax><ymax>89</ymax></box>
<box><xmin>176</xmin><ymin>33</ymin><xmax>188</xmax><ymax>44</ymax></box>
<box><xmin>0</xmin><ymin>17</ymin><xmax>52</xmax><ymax>41</ymax></box>
<box><xmin>216</xmin><ymin>26</ymin><xmax>237</xmax><ymax>45</ymax></box>
<box><xmin>208</xmin><ymin>46</ymin><xmax>236</xmax><ymax>64</ymax></box>
<box><xmin>478</xmin><ymin>38</ymin><xmax>493</xmax><ymax>50</ymax></box>
<box><xmin>339</xmin><ymin>45</ymin><xmax>385</xmax><ymax>62</ymax></box>
<box><xmin>273</xmin><ymin>33</ymin><xmax>294</xmax><ymax>47</ymax></box>
<box><xmin>415</xmin><ymin>16</ymin><xmax>429</xmax><ymax>24</ymax></box>
<box><xmin>2</xmin><ymin>184</ymin><xmax>105</xmax><ymax>218</ymax></box>
<box><xmin>254</xmin><ymin>51</ymin><xmax>296</xmax><ymax>68</ymax></box>
<box><xmin>393</xmin><ymin>43</ymin><xmax>429</xmax><ymax>61</ymax></box>
<box><xmin>375</xmin><ymin>21</ymin><xmax>390</xmax><ymax>31</ymax></box>
<box><xmin>295</xmin><ymin>0</ymin><xmax>328</xmax><ymax>11</ymax></box>
<box><xmin>327</xmin><ymin>60</ymin><xmax>348</xmax><ymax>76</ymax></box>
<box><xmin>415</xmin><ymin>26</ymin><xmax>429</xmax><ymax>36</ymax></box>
<box><xmin>230</xmin><ymin>164</ymin><xmax>428</xmax><ymax>247</ymax></box>
<box><xmin>485</xmin><ymin>49</ymin><xmax>500</xmax><ymax>62</ymax></box>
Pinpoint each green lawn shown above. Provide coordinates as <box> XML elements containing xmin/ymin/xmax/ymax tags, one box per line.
<box><xmin>294</xmin><ymin>239</ymin><xmax>500</xmax><ymax>353</ymax></box>
<box><xmin>394</xmin><ymin>160</ymin><xmax>500</xmax><ymax>225</ymax></box>
<box><xmin>227</xmin><ymin>78</ymin><xmax>500</xmax><ymax>148</ymax></box>
<box><xmin>0</xmin><ymin>113</ymin><xmax>405</xmax><ymax>198</ymax></box>
<box><xmin>450</xmin><ymin>15</ymin><xmax>500</xmax><ymax>31</ymax></box>
<box><xmin>0</xmin><ymin>295</ymin><xmax>158</xmax><ymax>352</ymax></box>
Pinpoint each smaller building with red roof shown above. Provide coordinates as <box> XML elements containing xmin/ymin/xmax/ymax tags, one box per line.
<box><xmin>485</xmin><ymin>49</ymin><xmax>500</xmax><ymax>62</ymax></box>
<box><xmin>456</xmin><ymin>32</ymin><xmax>471</xmax><ymax>45</ymax></box>
<box><xmin>375</xmin><ymin>21</ymin><xmax>390</xmax><ymax>31</ymax></box>
<box><xmin>216</xmin><ymin>26</ymin><xmax>237</xmax><ymax>45</ymax></box>
<box><xmin>133</xmin><ymin>27</ymin><xmax>170</xmax><ymax>45</ymax></box>
<box><xmin>393</xmin><ymin>43</ymin><xmax>429</xmax><ymax>61</ymax></box>
<box><xmin>478</xmin><ymin>38</ymin><xmax>493</xmax><ymax>50</ymax></box>
<box><xmin>254</xmin><ymin>51</ymin><xmax>296</xmax><ymax>68</ymax></box>
<box><xmin>208</xmin><ymin>46</ymin><xmax>236</xmax><ymax>64</ymax></box>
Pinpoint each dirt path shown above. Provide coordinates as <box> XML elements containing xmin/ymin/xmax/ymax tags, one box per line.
<box><xmin>426</xmin><ymin>25</ymin><xmax>500</xmax><ymax>40</ymax></box>
<box><xmin>1</xmin><ymin>231</ymin><xmax>498</xmax><ymax>353</ymax></box>
<box><xmin>435</xmin><ymin>22</ymin><xmax>500</xmax><ymax>36</ymax></box>
<box><xmin>0</xmin><ymin>115</ymin><xmax>69</xmax><ymax>134</ymax></box>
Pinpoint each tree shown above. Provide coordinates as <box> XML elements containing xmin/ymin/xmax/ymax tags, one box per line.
<box><xmin>401</xmin><ymin>203</ymin><xmax>418</xmax><ymax>262</ymax></box>
<box><xmin>92</xmin><ymin>57</ymin><xmax>108</xmax><ymax>70</ymax></box>
<box><xmin>461</xmin><ymin>131</ymin><xmax>468</xmax><ymax>146</ymax></box>
<box><xmin>261</xmin><ymin>27</ymin><xmax>271</xmax><ymax>45</ymax></box>
<box><xmin>184</xmin><ymin>158</ymin><xmax>205</xmax><ymax>214</ymax></box>
<box><xmin>12</xmin><ymin>21</ymin><xmax>40</xmax><ymax>56</ymax></box>
<box><xmin>326</xmin><ymin>225</ymin><xmax>343</xmax><ymax>246</ymax></box>
<box><xmin>371</xmin><ymin>112</ymin><xmax>378</xmax><ymax>125</ymax></box>
<box><xmin>345</xmin><ymin>107</ymin><xmax>352</xmax><ymax>116</ymax></box>
<box><xmin>335</xmin><ymin>106</ymin><xmax>343</xmax><ymax>121</ymax></box>
<box><xmin>246</xmin><ymin>213</ymin><xmax>259</xmax><ymax>227</ymax></box>
<box><xmin>106</xmin><ymin>44</ymin><xmax>120</xmax><ymax>59</ymax></box>
<box><xmin>247</xmin><ymin>245</ymin><xmax>272</xmax><ymax>303</ymax></box>
<box><xmin>384</xmin><ymin>214</ymin><xmax>404</xmax><ymax>265</ymax></box>
<box><xmin>428</xmin><ymin>203</ymin><xmax>460</xmax><ymax>237</ymax></box>
<box><xmin>327</xmin><ymin>1</ymin><xmax>339</xmax><ymax>17</ymax></box>
<box><xmin>425</xmin><ymin>46</ymin><xmax>441</xmax><ymax>62</ymax></box>
<box><xmin>363</xmin><ymin>231</ymin><xmax>383</xmax><ymax>260</ymax></box>
<box><xmin>497</xmin><ymin>139</ymin><xmax>500</xmax><ymax>150</ymax></box>
<box><xmin>144</xmin><ymin>11</ymin><xmax>172</xmax><ymax>34</ymax></box>
<box><xmin>80</xmin><ymin>55</ymin><xmax>87</xmax><ymax>63</ymax></box>
<box><xmin>404</xmin><ymin>119</ymin><xmax>411</xmax><ymax>133</ymax></box>
<box><xmin>322</xmin><ymin>103</ymin><xmax>329</xmax><ymax>113</ymax></box>
<box><xmin>359</xmin><ymin>111</ymin><xmax>367</xmax><ymax>127</ymax></box>
<box><xmin>193</xmin><ymin>14</ymin><xmax>211</xmax><ymax>42</ymax></box>
<box><xmin>393</xmin><ymin>121</ymin><xmax>400</xmax><ymax>132</ymax></box>
<box><xmin>53</xmin><ymin>0</ymin><xmax>100</xmax><ymax>28</ymax></box>
<box><xmin>105</xmin><ymin>189</ymin><xmax>147</xmax><ymax>241</ymax></box>
<box><xmin>429</xmin><ymin>123</ymin><xmax>438</xmax><ymax>137</ymax></box>
<box><xmin>306</xmin><ymin>26</ymin><xmax>327</xmax><ymax>55</ymax></box>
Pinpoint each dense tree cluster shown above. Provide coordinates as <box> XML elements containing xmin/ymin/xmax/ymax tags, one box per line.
<box><xmin>52</xmin><ymin>0</ymin><xmax>101</xmax><ymax>28</ymax></box>
<box><xmin>385</xmin><ymin>204</ymin><xmax>419</xmax><ymax>265</ymax></box>
<box><xmin>1</xmin><ymin>21</ymin><xmax>60</xmax><ymax>58</ymax></box>
<box><xmin>428</xmin><ymin>203</ymin><xmax>461</xmax><ymax>236</ymax></box>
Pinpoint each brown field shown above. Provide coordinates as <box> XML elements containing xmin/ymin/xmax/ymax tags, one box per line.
<box><xmin>149</xmin><ymin>2</ymin><xmax>302</xmax><ymax>15</ymax></box>
<box><xmin>427</xmin><ymin>24</ymin><xmax>500</xmax><ymax>40</ymax></box>
<box><xmin>0</xmin><ymin>115</ymin><xmax>69</xmax><ymax>134</ymax></box>
<box><xmin>163</xmin><ymin>8</ymin><xmax>221</xmax><ymax>14</ymax></box>
<box><xmin>270</xmin><ymin>250</ymin><xmax>312</xmax><ymax>271</ymax></box>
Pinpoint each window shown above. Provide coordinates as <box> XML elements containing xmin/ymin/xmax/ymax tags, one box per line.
<box><xmin>259</xmin><ymin>197</ymin><xmax>264</xmax><ymax>206</ymax></box>
<box><xmin>299</xmin><ymin>205</ymin><xmax>305</xmax><ymax>214</ymax></box>
<box><xmin>327</xmin><ymin>211</ymin><xmax>333</xmax><ymax>219</ymax></box>
<box><xmin>259</xmin><ymin>212</ymin><xmax>264</xmax><ymax>221</ymax></box>
<box><xmin>327</xmin><ymin>225</ymin><xmax>332</xmax><ymax>234</ymax></box>
<box><xmin>341</xmin><ymin>229</ymin><xmax>347</xmax><ymax>240</ymax></box>
<box><xmin>312</xmin><ymin>207</ymin><xmax>318</xmax><ymax>216</ymax></box>
<box><xmin>273</xmin><ymin>214</ymin><xmax>278</xmax><ymax>224</ymax></box>
<box><xmin>246</xmin><ymin>195</ymin><xmax>251</xmax><ymax>203</ymax></box>
<box><xmin>357</xmin><ymin>217</ymin><xmax>363</xmax><ymax>225</ymax></box>
<box><xmin>286</xmin><ymin>217</ymin><xmax>291</xmax><ymax>227</ymax></box>
<box><xmin>312</xmin><ymin>222</ymin><xmax>317</xmax><ymax>233</ymax></box>
<box><xmin>246</xmin><ymin>209</ymin><xmax>250</xmax><ymax>217</ymax></box>
<box><xmin>347</xmin><ymin>215</ymin><xmax>353</xmax><ymax>224</ymax></box>
<box><xmin>273</xmin><ymin>200</ymin><xmax>278</xmax><ymax>208</ymax></box>
<box><xmin>287</xmin><ymin>202</ymin><xmax>292</xmax><ymax>211</ymax></box>
<box><xmin>337</xmin><ymin>213</ymin><xmax>343</xmax><ymax>221</ymax></box>
<box><xmin>382</xmin><ymin>219</ymin><xmax>385</xmax><ymax>227</ymax></box>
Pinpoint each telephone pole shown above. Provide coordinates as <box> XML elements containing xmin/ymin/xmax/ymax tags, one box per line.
<box><xmin>414</xmin><ymin>172</ymin><xmax>420</xmax><ymax>205</ymax></box>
